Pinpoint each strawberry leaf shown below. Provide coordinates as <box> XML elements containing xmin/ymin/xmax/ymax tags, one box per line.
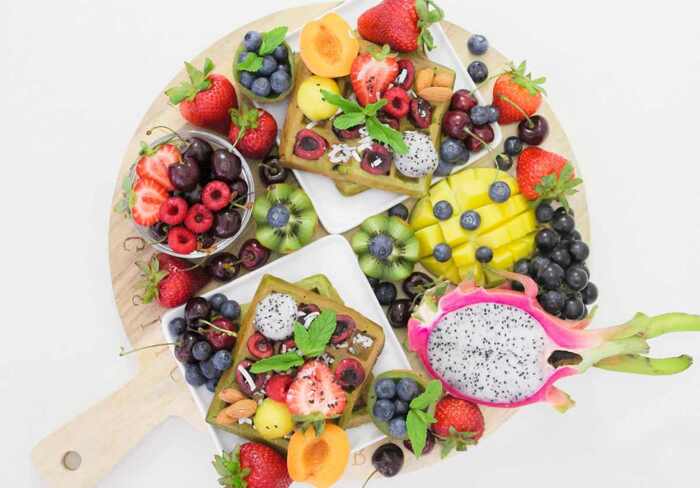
<box><xmin>532</xmin><ymin>162</ymin><xmax>582</xmax><ymax>211</ymax></box>
<box><xmin>507</xmin><ymin>60</ymin><xmax>547</xmax><ymax>96</ymax></box>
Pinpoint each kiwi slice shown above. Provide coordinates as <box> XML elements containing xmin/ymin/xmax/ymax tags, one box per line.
<box><xmin>352</xmin><ymin>214</ymin><xmax>418</xmax><ymax>281</ymax></box>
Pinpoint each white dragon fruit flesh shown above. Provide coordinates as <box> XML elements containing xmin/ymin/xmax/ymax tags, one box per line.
<box><xmin>394</xmin><ymin>131</ymin><xmax>438</xmax><ymax>178</ymax></box>
<box><xmin>254</xmin><ymin>292</ymin><xmax>297</xmax><ymax>341</ymax></box>
<box><xmin>408</xmin><ymin>271</ymin><xmax>700</xmax><ymax>412</ymax></box>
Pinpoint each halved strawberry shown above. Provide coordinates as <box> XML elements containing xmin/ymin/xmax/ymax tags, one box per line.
<box><xmin>135</xmin><ymin>142</ymin><xmax>181</xmax><ymax>190</ymax></box>
<box><xmin>350</xmin><ymin>46</ymin><xmax>399</xmax><ymax>107</ymax></box>
<box><xmin>286</xmin><ymin>360</ymin><xmax>347</xmax><ymax>417</ymax></box>
<box><xmin>130</xmin><ymin>178</ymin><xmax>167</xmax><ymax>226</ymax></box>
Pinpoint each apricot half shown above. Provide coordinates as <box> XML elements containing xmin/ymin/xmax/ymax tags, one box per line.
<box><xmin>287</xmin><ymin>423</ymin><xmax>350</xmax><ymax>488</ymax></box>
<box><xmin>300</xmin><ymin>13</ymin><xmax>359</xmax><ymax>78</ymax></box>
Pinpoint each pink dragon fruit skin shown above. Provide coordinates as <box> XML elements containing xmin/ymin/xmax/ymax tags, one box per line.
<box><xmin>408</xmin><ymin>271</ymin><xmax>700</xmax><ymax>412</ymax></box>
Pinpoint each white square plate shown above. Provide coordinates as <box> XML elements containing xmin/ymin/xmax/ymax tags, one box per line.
<box><xmin>161</xmin><ymin>234</ymin><xmax>410</xmax><ymax>453</ymax></box>
<box><xmin>259</xmin><ymin>0</ymin><xmax>501</xmax><ymax>234</ymax></box>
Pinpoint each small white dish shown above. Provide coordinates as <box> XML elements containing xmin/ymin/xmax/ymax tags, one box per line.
<box><xmin>161</xmin><ymin>234</ymin><xmax>410</xmax><ymax>453</ymax></box>
<box><xmin>258</xmin><ymin>0</ymin><xmax>501</xmax><ymax>234</ymax></box>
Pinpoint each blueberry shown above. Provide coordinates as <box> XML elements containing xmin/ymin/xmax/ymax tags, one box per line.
<box><xmin>503</xmin><ymin>136</ymin><xmax>523</xmax><ymax>156</ymax></box>
<box><xmin>394</xmin><ymin>399</ymin><xmax>409</xmax><ymax>415</ymax></box>
<box><xmin>276</xmin><ymin>63</ymin><xmax>290</xmax><ymax>73</ymax></box>
<box><xmin>374</xmin><ymin>282</ymin><xmax>397</xmax><ymax>306</ymax></box>
<box><xmin>220</xmin><ymin>300</ymin><xmax>241</xmax><ymax>320</ymax></box>
<box><xmin>267</xmin><ymin>203</ymin><xmax>291</xmax><ymax>228</ymax></box>
<box><xmin>555</xmin><ymin>206</ymin><xmax>572</xmax><ymax>218</ymax></box>
<box><xmin>467</xmin><ymin>60</ymin><xmax>488</xmax><ymax>83</ymax></box>
<box><xmin>565</xmin><ymin>266</ymin><xmax>589</xmax><ymax>291</ymax></box>
<box><xmin>485</xmin><ymin>105</ymin><xmax>500</xmax><ymax>124</ymax></box>
<box><xmin>433</xmin><ymin>243</ymin><xmax>452</xmax><ymax>262</ymax></box>
<box><xmin>209</xmin><ymin>293</ymin><xmax>227</xmax><ymax>311</ymax></box>
<box><xmin>569</xmin><ymin>240</ymin><xmax>590</xmax><ymax>262</ymax></box>
<box><xmin>199</xmin><ymin>358</ymin><xmax>220</xmax><ymax>380</ymax></box>
<box><xmin>469</xmin><ymin>105</ymin><xmax>490</xmax><ymax>126</ymax></box>
<box><xmin>192</xmin><ymin>341</ymin><xmax>213</xmax><ymax>362</ymax></box>
<box><xmin>272</xmin><ymin>44</ymin><xmax>288</xmax><ymax>62</ymax></box>
<box><xmin>367</xmin><ymin>276</ymin><xmax>380</xmax><ymax>289</ymax></box>
<box><xmin>258</xmin><ymin>55</ymin><xmax>278</xmax><ymax>76</ymax></box>
<box><xmin>513</xmin><ymin>258</ymin><xmax>530</xmax><ymax>275</ymax></box>
<box><xmin>460</xmin><ymin>210</ymin><xmax>481</xmax><ymax>230</ymax></box>
<box><xmin>212</xmin><ymin>350</ymin><xmax>232</xmax><ymax>371</ymax></box>
<box><xmin>433</xmin><ymin>200</ymin><xmax>453</xmax><ymax>220</ymax></box>
<box><xmin>251</xmin><ymin>77</ymin><xmax>271</xmax><ymax>97</ymax></box>
<box><xmin>243</xmin><ymin>31</ymin><xmax>262</xmax><ymax>52</ymax></box>
<box><xmin>239</xmin><ymin>71</ymin><xmax>255</xmax><ymax>89</ymax></box>
<box><xmin>581</xmin><ymin>282</ymin><xmax>598</xmax><ymax>305</ymax></box>
<box><xmin>388</xmin><ymin>203</ymin><xmax>409</xmax><ymax>220</ymax></box>
<box><xmin>206</xmin><ymin>378</ymin><xmax>218</xmax><ymax>393</ymax></box>
<box><xmin>549</xmin><ymin>247</ymin><xmax>572</xmax><ymax>268</ymax></box>
<box><xmin>369</xmin><ymin>234</ymin><xmax>394</xmax><ymax>260</ymax></box>
<box><xmin>535</xmin><ymin>228</ymin><xmax>560</xmax><ymax>252</ymax></box>
<box><xmin>373</xmin><ymin>399</ymin><xmax>396</xmax><ymax>421</ymax></box>
<box><xmin>168</xmin><ymin>317</ymin><xmax>187</xmax><ymax>337</ymax></box>
<box><xmin>396</xmin><ymin>378</ymin><xmax>420</xmax><ymax>401</ymax></box>
<box><xmin>495</xmin><ymin>153</ymin><xmax>512</xmax><ymax>171</ymax></box>
<box><xmin>185</xmin><ymin>364</ymin><xmax>206</xmax><ymax>386</ymax></box>
<box><xmin>375</xmin><ymin>378</ymin><xmax>397</xmax><ymax>399</ymax></box>
<box><xmin>270</xmin><ymin>69</ymin><xmax>291</xmax><ymax>94</ymax></box>
<box><xmin>238</xmin><ymin>50</ymin><xmax>251</xmax><ymax>63</ymax></box>
<box><xmin>467</xmin><ymin>34</ymin><xmax>489</xmax><ymax>55</ymax></box>
<box><xmin>552</xmin><ymin>213</ymin><xmax>576</xmax><ymax>235</ymax></box>
<box><xmin>538</xmin><ymin>262</ymin><xmax>565</xmax><ymax>290</ymax></box>
<box><xmin>539</xmin><ymin>290</ymin><xmax>565</xmax><ymax>315</ymax></box>
<box><xmin>535</xmin><ymin>202</ymin><xmax>554</xmax><ymax>223</ymax></box>
<box><xmin>435</xmin><ymin>158</ymin><xmax>455</xmax><ymax>176</ymax></box>
<box><xmin>564</xmin><ymin>296</ymin><xmax>586</xmax><ymax>320</ymax></box>
<box><xmin>440</xmin><ymin>137</ymin><xmax>468</xmax><ymax>164</ymax></box>
<box><xmin>489</xmin><ymin>181</ymin><xmax>511</xmax><ymax>203</ymax></box>
<box><xmin>388</xmin><ymin>417</ymin><xmax>407</xmax><ymax>438</ymax></box>
<box><xmin>475</xmin><ymin>246</ymin><xmax>493</xmax><ymax>263</ymax></box>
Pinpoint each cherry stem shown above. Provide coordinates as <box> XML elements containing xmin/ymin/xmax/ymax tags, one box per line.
<box><xmin>123</xmin><ymin>236</ymin><xmax>146</xmax><ymax>252</ymax></box>
<box><xmin>146</xmin><ymin>125</ymin><xmax>188</xmax><ymax>145</ymax></box>
<box><xmin>497</xmin><ymin>95</ymin><xmax>533</xmax><ymax>127</ymax></box>
<box><xmin>463</xmin><ymin>126</ymin><xmax>494</xmax><ymax>153</ymax></box>
<box><xmin>361</xmin><ymin>469</ymin><xmax>379</xmax><ymax>488</ymax></box>
<box><xmin>119</xmin><ymin>342</ymin><xmax>175</xmax><ymax>357</ymax></box>
<box><xmin>199</xmin><ymin>319</ymin><xmax>238</xmax><ymax>337</ymax></box>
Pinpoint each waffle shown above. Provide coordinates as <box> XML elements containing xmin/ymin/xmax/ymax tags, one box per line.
<box><xmin>280</xmin><ymin>42</ymin><xmax>455</xmax><ymax>197</ymax></box>
<box><xmin>206</xmin><ymin>274</ymin><xmax>384</xmax><ymax>449</ymax></box>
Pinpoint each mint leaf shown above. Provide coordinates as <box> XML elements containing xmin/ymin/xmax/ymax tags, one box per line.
<box><xmin>413</xmin><ymin>409</ymin><xmax>436</xmax><ymax>425</ymax></box>
<box><xmin>406</xmin><ymin>410</ymin><xmax>427</xmax><ymax>458</ymax></box>
<box><xmin>303</xmin><ymin>310</ymin><xmax>337</xmax><ymax>357</ymax></box>
<box><xmin>320</xmin><ymin>89</ymin><xmax>363</xmax><ymax>114</ymax></box>
<box><xmin>293</xmin><ymin>321</ymin><xmax>312</xmax><ymax>353</ymax></box>
<box><xmin>365</xmin><ymin>116</ymin><xmax>409</xmax><ymax>155</ymax></box>
<box><xmin>237</xmin><ymin>52</ymin><xmax>263</xmax><ymax>73</ymax></box>
<box><xmin>333</xmin><ymin>112</ymin><xmax>366</xmax><ymax>130</ymax></box>
<box><xmin>410</xmin><ymin>380</ymin><xmax>443</xmax><ymax>410</ymax></box>
<box><xmin>250</xmin><ymin>351</ymin><xmax>304</xmax><ymax>373</ymax></box>
<box><xmin>259</xmin><ymin>26</ymin><xmax>288</xmax><ymax>55</ymax></box>
<box><xmin>364</xmin><ymin>99</ymin><xmax>387</xmax><ymax>117</ymax></box>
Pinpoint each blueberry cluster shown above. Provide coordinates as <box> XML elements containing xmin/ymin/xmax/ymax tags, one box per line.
<box><xmin>238</xmin><ymin>31</ymin><xmax>292</xmax><ymax>98</ymax></box>
<box><xmin>513</xmin><ymin>203</ymin><xmax>598</xmax><ymax>319</ymax></box>
<box><xmin>168</xmin><ymin>293</ymin><xmax>242</xmax><ymax>390</ymax></box>
<box><xmin>372</xmin><ymin>377</ymin><xmax>422</xmax><ymax>438</ymax></box>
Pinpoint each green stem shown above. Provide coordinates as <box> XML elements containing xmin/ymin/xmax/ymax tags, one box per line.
<box><xmin>644</xmin><ymin>313</ymin><xmax>700</xmax><ymax>339</ymax></box>
<box><xmin>578</xmin><ymin>337</ymin><xmax>649</xmax><ymax>372</ymax></box>
<box><xmin>119</xmin><ymin>342</ymin><xmax>175</xmax><ymax>357</ymax></box>
<box><xmin>199</xmin><ymin>320</ymin><xmax>238</xmax><ymax>337</ymax></box>
<box><xmin>595</xmin><ymin>354</ymin><xmax>693</xmax><ymax>375</ymax></box>
<box><xmin>497</xmin><ymin>94</ymin><xmax>533</xmax><ymax>127</ymax></box>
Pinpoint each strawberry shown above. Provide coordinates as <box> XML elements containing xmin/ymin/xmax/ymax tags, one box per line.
<box><xmin>350</xmin><ymin>46</ymin><xmax>400</xmax><ymax>106</ymax></box>
<box><xmin>228</xmin><ymin>106</ymin><xmax>278</xmax><ymax>160</ymax></box>
<box><xmin>135</xmin><ymin>142</ymin><xmax>181</xmax><ymax>191</ymax></box>
<box><xmin>165</xmin><ymin>58</ymin><xmax>238</xmax><ymax>133</ymax></box>
<box><xmin>286</xmin><ymin>360</ymin><xmax>347</xmax><ymax>417</ymax></box>
<box><xmin>432</xmin><ymin>396</ymin><xmax>484</xmax><ymax>457</ymax></box>
<box><xmin>213</xmin><ymin>443</ymin><xmax>291</xmax><ymax>488</ymax></box>
<box><xmin>266</xmin><ymin>374</ymin><xmax>294</xmax><ymax>402</ymax></box>
<box><xmin>358</xmin><ymin>0</ymin><xmax>444</xmax><ymax>53</ymax></box>
<box><xmin>137</xmin><ymin>253</ymin><xmax>208</xmax><ymax>308</ymax></box>
<box><xmin>492</xmin><ymin>61</ymin><xmax>546</xmax><ymax>125</ymax></box>
<box><xmin>516</xmin><ymin>147</ymin><xmax>582</xmax><ymax>209</ymax></box>
<box><xmin>130</xmin><ymin>178</ymin><xmax>168</xmax><ymax>226</ymax></box>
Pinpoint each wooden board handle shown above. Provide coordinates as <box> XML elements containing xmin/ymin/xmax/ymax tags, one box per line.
<box><xmin>32</xmin><ymin>351</ymin><xmax>201</xmax><ymax>488</ymax></box>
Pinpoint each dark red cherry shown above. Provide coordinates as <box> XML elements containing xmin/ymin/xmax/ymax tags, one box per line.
<box><xmin>518</xmin><ymin>115</ymin><xmax>549</xmax><ymax>146</ymax></box>
<box><xmin>360</xmin><ymin>143</ymin><xmax>393</xmax><ymax>175</ymax></box>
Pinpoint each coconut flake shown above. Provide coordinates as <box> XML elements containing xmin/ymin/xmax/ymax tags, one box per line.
<box><xmin>238</xmin><ymin>417</ymin><xmax>253</xmax><ymax>425</ymax></box>
<box><xmin>303</xmin><ymin>311</ymin><xmax>321</xmax><ymax>329</ymax></box>
<box><xmin>352</xmin><ymin>332</ymin><xmax>374</xmax><ymax>349</ymax></box>
<box><xmin>305</xmin><ymin>121</ymin><xmax>318</xmax><ymax>130</ymax></box>
<box><xmin>328</xmin><ymin>144</ymin><xmax>354</xmax><ymax>164</ymax></box>
<box><xmin>238</xmin><ymin>364</ymin><xmax>256</xmax><ymax>393</ymax></box>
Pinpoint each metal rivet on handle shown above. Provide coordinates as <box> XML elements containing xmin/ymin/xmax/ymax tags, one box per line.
<box><xmin>62</xmin><ymin>451</ymin><xmax>82</xmax><ymax>471</ymax></box>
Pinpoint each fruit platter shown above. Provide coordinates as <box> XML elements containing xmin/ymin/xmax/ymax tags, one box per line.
<box><xmin>31</xmin><ymin>1</ymin><xmax>700</xmax><ymax>488</ymax></box>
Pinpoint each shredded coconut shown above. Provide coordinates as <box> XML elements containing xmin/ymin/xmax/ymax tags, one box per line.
<box><xmin>238</xmin><ymin>364</ymin><xmax>256</xmax><ymax>393</ymax></box>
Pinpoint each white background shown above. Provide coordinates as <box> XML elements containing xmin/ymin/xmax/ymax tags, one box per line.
<box><xmin>2</xmin><ymin>0</ymin><xmax>700</xmax><ymax>486</ymax></box>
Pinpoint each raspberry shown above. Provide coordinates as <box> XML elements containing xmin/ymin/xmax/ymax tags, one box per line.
<box><xmin>158</xmin><ymin>196</ymin><xmax>188</xmax><ymax>225</ymax></box>
<box><xmin>266</xmin><ymin>374</ymin><xmax>294</xmax><ymax>402</ymax></box>
<box><xmin>383</xmin><ymin>87</ymin><xmax>410</xmax><ymax>119</ymax></box>
<box><xmin>202</xmin><ymin>180</ymin><xmax>232</xmax><ymax>212</ymax></box>
<box><xmin>167</xmin><ymin>226</ymin><xmax>197</xmax><ymax>254</ymax></box>
<box><xmin>184</xmin><ymin>203</ymin><xmax>214</xmax><ymax>234</ymax></box>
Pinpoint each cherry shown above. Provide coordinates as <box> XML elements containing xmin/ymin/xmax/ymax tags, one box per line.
<box><xmin>466</xmin><ymin>124</ymin><xmax>494</xmax><ymax>152</ymax></box>
<box><xmin>409</xmin><ymin>97</ymin><xmax>433</xmax><ymax>129</ymax></box>
<box><xmin>259</xmin><ymin>157</ymin><xmax>289</xmax><ymax>186</ymax></box>
<box><xmin>184</xmin><ymin>297</ymin><xmax>210</xmax><ymax>326</ymax></box>
<box><xmin>298</xmin><ymin>303</ymin><xmax>321</xmax><ymax>317</ymax></box>
<box><xmin>387</xmin><ymin>299</ymin><xmax>412</xmax><ymax>328</ymax></box>
<box><xmin>361</xmin><ymin>144</ymin><xmax>393</xmax><ymax>175</ymax></box>
<box><xmin>229</xmin><ymin>178</ymin><xmax>249</xmax><ymax>204</ymax></box>
<box><xmin>183</xmin><ymin>137</ymin><xmax>213</xmax><ymax>166</ymax></box>
<box><xmin>370</xmin><ymin>443</ymin><xmax>404</xmax><ymax>478</ymax></box>
<box><xmin>235</xmin><ymin>359</ymin><xmax>268</xmax><ymax>396</ymax></box>
<box><xmin>518</xmin><ymin>115</ymin><xmax>549</xmax><ymax>146</ymax></box>
<box><xmin>403</xmin><ymin>431</ymin><xmax>436</xmax><ymax>455</ymax></box>
<box><xmin>174</xmin><ymin>331</ymin><xmax>204</xmax><ymax>364</ymax></box>
<box><xmin>334</xmin><ymin>358</ymin><xmax>366</xmax><ymax>390</ymax></box>
<box><xmin>247</xmin><ymin>332</ymin><xmax>274</xmax><ymax>359</ymax></box>
<box><xmin>205</xmin><ymin>252</ymin><xmax>240</xmax><ymax>281</ymax></box>
<box><xmin>333</xmin><ymin>123</ymin><xmax>363</xmax><ymax>140</ymax></box>
<box><xmin>450</xmin><ymin>89</ymin><xmax>478</xmax><ymax>113</ymax></box>
<box><xmin>239</xmin><ymin>239</ymin><xmax>270</xmax><ymax>270</ymax></box>
<box><xmin>394</xmin><ymin>59</ymin><xmax>415</xmax><ymax>90</ymax></box>
<box><xmin>331</xmin><ymin>314</ymin><xmax>356</xmax><ymax>344</ymax></box>
<box><xmin>206</xmin><ymin>318</ymin><xmax>237</xmax><ymax>350</ymax></box>
<box><xmin>210</xmin><ymin>149</ymin><xmax>242</xmax><ymax>183</ymax></box>
<box><xmin>169</xmin><ymin>160</ymin><xmax>200</xmax><ymax>192</ymax></box>
<box><xmin>377</xmin><ymin>113</ymin><xmax>400</xmax><ymax>131</ymax></box>
<box><xmin>293</xmin><ymin>129</ymin><xmax>327</xmax><ymax>160</ymax></box>
<box><xmin>214</xmin><ymin>209</ymin><xmax>242</xmax><ymax>238</ymax></box>
<box><xmin>442</xmin><ymin>111</ymin><xmax>471</xmax><ymax>140</ymax></box>
<box><xmin>402</xmin><ymin>271</ymin><xmax>435</xmax><ymax>300</ymax></box>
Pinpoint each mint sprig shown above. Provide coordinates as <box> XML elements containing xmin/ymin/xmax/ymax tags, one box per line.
<box><xmin>236</xmin><ymin>26</ymin><xmax>288</xmax><ymax>72</ymax></box>
<box><xmin>320</xmin><ymin>89</ymin><xmax>408</xmax><ymax>155</ymax></box>
<box><xmin>294</xmin><ymin>309</ymin><xmax>337</xmax><ymax>357</ymax></box>
<box><xmin>249</xmin><ymin>351</ymin><xmax>305</xmax><ymax>373</ymax></box>
<box><xmin>405</xmin><ymin>379</ymin><xmax>442</xmax><ymax>458</ymax></box>
<box><xmin>237</xmin><ymin>52</ymin><xmax>263</xmax><ymax>73</ymax></box>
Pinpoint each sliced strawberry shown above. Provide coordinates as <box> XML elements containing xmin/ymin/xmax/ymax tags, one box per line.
<box><xmin>350</xmin><ymin>47</ymin><xmax>400</xmax><ymax>107</ymax></box>
<box><xmin>286</xmin><ymin>361</ymin><xmax>347</xmax><ymax>417</ymax></box>
<box><xmin>136</xmin><ymin>143</ymin><xmax>180</xmax><ymax>190</ymax></box>
<box><xmin>131</xmin><ymin>178</ymin><xmax>167</xmax><ymax>226</ymax></box>
<box><xmin>266</xmin><ymin>374</ymin><xmax>294</xmax><ymax>403</ymax></box>
<box><xmin>155</xmin><ymin>143</ymin><xmax>182</xmax><ymax>167</ymax></box>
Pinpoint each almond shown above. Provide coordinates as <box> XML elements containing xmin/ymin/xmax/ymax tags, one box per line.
<box><xmin>418</xmin><ymin>86</ymin><xmax>453</xmax><ymax>103</ymax></box>
<box><xmin>218</xmin><ymin>388</ymin><xmax>245</xmax><ymax>404</ymax></box>
<box><xmin>215</xmin><ymin>410</ymin><xmax>236</xmax><ymax>426</ymax></box>
<box><xmin>415</xmin><ymin>68</ymin><xmax>435</xmax><ymax>92</ymax></box>
<box><xmin>223</xmin><ymin>399</ymin><xmax>258</xmax><ymax>420</ymax></box>
<box><xmin>433</xmin><ymin>71</ymin><xmax>456</xmax><ymax>88</ymax></box>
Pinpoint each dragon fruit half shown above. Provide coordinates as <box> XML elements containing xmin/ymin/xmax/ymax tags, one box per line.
<box><xmin>408</xmin><ymin>271</ymin><xmax>700</xmax><ymax>412</ymax></box>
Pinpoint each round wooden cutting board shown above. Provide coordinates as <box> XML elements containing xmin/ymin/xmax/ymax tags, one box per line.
<box><xmin>31</xmin><ymin>3</ymin><xmax>590</xmax><ymax>487</ymax></box>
